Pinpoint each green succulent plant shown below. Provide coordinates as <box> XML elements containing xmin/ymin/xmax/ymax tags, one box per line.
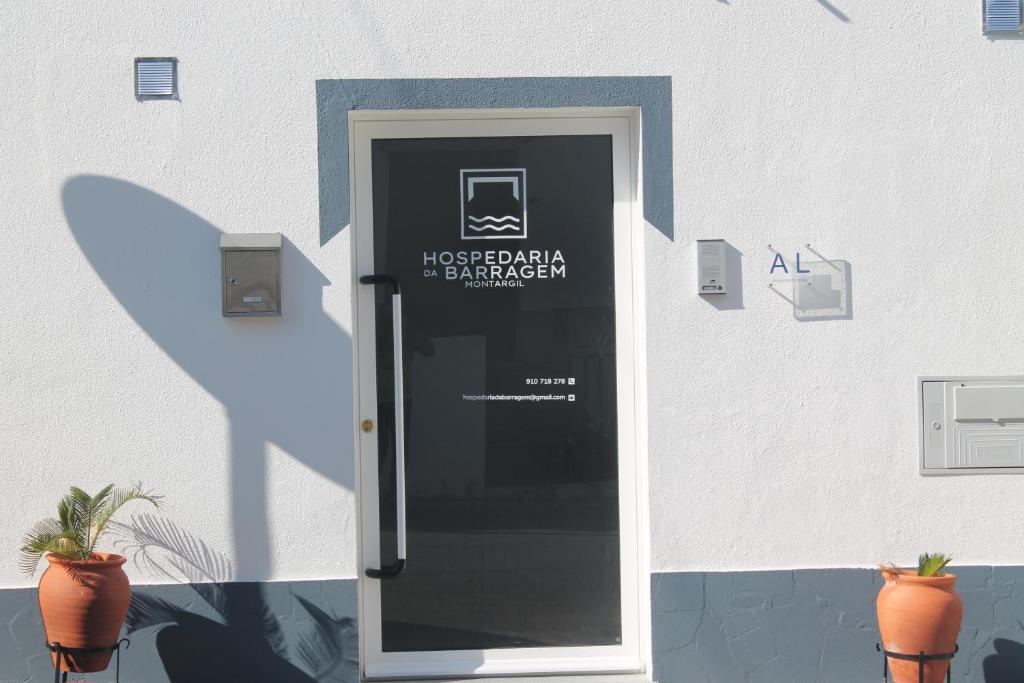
<box><xmin>18</xmin><ymin>483</ymin><xmax>161</xmax><ymax>575</ymax></box>
<box><xmin>916</xmin><ymin>553</ymin><xmax>953</xmax><ymax>577</ymax></box>
<box><xmin>879</xmin><ymin>553</ymin><xmax>953</xmax><ymax>577</ymax></box>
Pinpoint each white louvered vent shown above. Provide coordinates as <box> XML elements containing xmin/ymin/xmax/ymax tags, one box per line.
<box><xmin>135</xmin><ymin>58</ymin><xmax>177</xmax><ymax>99</ymax></box>
<box><xmin>985</xmin><ymin>0</ymin><xmax>1023</xmax><ymax>33</ymax></box>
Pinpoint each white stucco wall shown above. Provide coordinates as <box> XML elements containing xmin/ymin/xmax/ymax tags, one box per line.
<box><xmin>2</xmin><ymin>1</ymin><xmax>1024</xmax><ymax>589</ymax></box>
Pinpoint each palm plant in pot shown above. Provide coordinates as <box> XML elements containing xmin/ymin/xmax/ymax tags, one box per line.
<box><xmin>877</xmin><ymin>553</ymin><xmax>963</xmax><ymax>683</ymax></box>
<box><xmin>19</xmin><ymin>483</ymin><xmax>160</xmax><ymax>673</ymax></box>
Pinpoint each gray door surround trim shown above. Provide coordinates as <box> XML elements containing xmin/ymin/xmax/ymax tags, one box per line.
<box><xmin>314</xmin><ymin>77</ymin><xmax>674</xmax><ymax>245</ymax></box>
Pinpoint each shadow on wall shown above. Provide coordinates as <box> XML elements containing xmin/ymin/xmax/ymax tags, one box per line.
<box><xmin>815</xmin><ymin>0</ymin><xmax>851</xmax><ymax>22</ymax></box>
<box><xmin>61</xmin><ymin>175</ymin><xmax>355</xmax><ymax>581</ymax></box>
<box><xmin>714</xmin><ymin>0</ymin><xmax>850</xmax><ymax>22</ymax></box>
<box><xmin>115</xmin><ymin>514</ymin><xmax>356</xmax><ymax>682</ymax></box>
<box><xmin>984</xmin><ymin>638</ymin><xmax>1024</xmax><ymax>683</ymax></box>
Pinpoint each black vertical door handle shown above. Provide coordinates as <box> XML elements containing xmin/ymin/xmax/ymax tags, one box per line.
<box><xmin>360</xmin><ymin>275</ymin><xmax>406</xmax><ymax>579</ymax></box>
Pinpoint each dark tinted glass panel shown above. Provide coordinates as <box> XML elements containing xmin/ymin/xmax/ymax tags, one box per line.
<box><xmin>371</xmin><ymin>135</ymin><xmax>619</xmax><ymax>652</ymax></box>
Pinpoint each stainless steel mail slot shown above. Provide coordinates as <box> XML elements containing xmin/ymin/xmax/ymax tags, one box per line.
<box><xmin>220</xmin><ymin>233</ymin><xmax>281</xmax><ymax>317</ymax></box>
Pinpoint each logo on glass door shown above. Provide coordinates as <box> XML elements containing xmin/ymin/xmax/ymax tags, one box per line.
<box><xmin>460</xmin><ymin>169</ymin><xmax>527</xmax><ymax>240</ymax></box>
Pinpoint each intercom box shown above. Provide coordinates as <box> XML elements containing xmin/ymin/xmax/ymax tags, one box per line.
<box><xmin>696</xmin><ymin>239</ymin><xmax>727</xmax><ymax>294</ymax></box>
<box><xmin>220</xmin><ymin>233</ymin><xmax>282</xmax><ymax>317</ymax></box>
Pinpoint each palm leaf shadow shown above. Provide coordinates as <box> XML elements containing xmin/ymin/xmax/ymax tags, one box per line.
<box><xmin>293</xmin><ymin>595</ymin><xmax>358</xmax><ymax>682</ymax></box>
<box><xmin>120</xmin><ymin>516</ymin><xmax>356</xmax><ymax>681</ymax></box>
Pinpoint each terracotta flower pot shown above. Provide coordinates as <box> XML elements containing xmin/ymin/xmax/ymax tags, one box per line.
<box><xmin>37</xmin><ymin>552</ymin><xmax>131</xmax><ymax>673</ymax></box>
<box><xmin>877</xmin><ymin>570</ymin><xmax>963</xmax><ymax>683</ymax></box>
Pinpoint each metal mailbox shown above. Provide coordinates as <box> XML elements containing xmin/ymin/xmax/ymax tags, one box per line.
<box><xmin>220</xmin><ymin>233</ymin><xmax>281</xmax><ymax>317</ymax></box>
<box><xmin>920</xmin><ymin>376</ymin><xmax>1024</xmax><ymax>474</ymax></box>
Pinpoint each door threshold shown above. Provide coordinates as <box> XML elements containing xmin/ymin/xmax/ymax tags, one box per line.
<box><xmin>364</xmin><ymin>675</ymin><xmax>650</xmax><ymax>683</ymax></box>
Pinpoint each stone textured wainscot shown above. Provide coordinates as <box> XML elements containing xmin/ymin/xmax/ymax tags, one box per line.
<box><xmin>651</xmin><ymin>568</ymin><xmax>1024</xmax><ymax>683</ymax></box>
<box><xmin>0</xmin><ymin>578</ymin><xmax>358</xmax><ymax>683</ymax></box>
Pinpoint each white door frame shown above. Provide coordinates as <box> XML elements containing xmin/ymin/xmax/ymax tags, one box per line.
<box><xmin>349</xmin><ymin>107</ymin><xmax>650</xmax><ymax>680</ymax></box>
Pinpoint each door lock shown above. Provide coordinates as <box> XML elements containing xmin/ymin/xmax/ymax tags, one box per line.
<box><xmin>361</xmin><ymin>419</ymin><xmax>375</xmax><ymax>433</ymax></box>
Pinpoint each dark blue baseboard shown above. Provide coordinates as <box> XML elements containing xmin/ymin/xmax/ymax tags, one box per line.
<box><xmin>0</xmin><ymin>578</ymin><xmax>358</xmax><ymax>683</ymax></box>
<box><xmin>652</xmin><ymin>567</ymin><xmax>1024</xmax><ymax>683</ymax></box>
<box><xmin>2</xmin><ymin>568</ymin><xmax>1022</xmax><ymax>682</ymax></box>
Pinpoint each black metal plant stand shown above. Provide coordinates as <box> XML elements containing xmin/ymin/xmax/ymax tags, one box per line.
<box><xmin>876</xmin><ymin>643</ymin><xmax>957</xmax><ymax>683</ymax></box>
<box><xmin>47</xmin><ymin>638</ymin><xmax>130</xmax><ymax>683</ymax></box>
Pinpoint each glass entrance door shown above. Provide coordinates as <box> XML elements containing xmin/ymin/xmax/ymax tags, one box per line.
<box><xmin>351</xmin><ymin>111</ymin><xmax>642</xmax><ymax>679</ymax></box>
